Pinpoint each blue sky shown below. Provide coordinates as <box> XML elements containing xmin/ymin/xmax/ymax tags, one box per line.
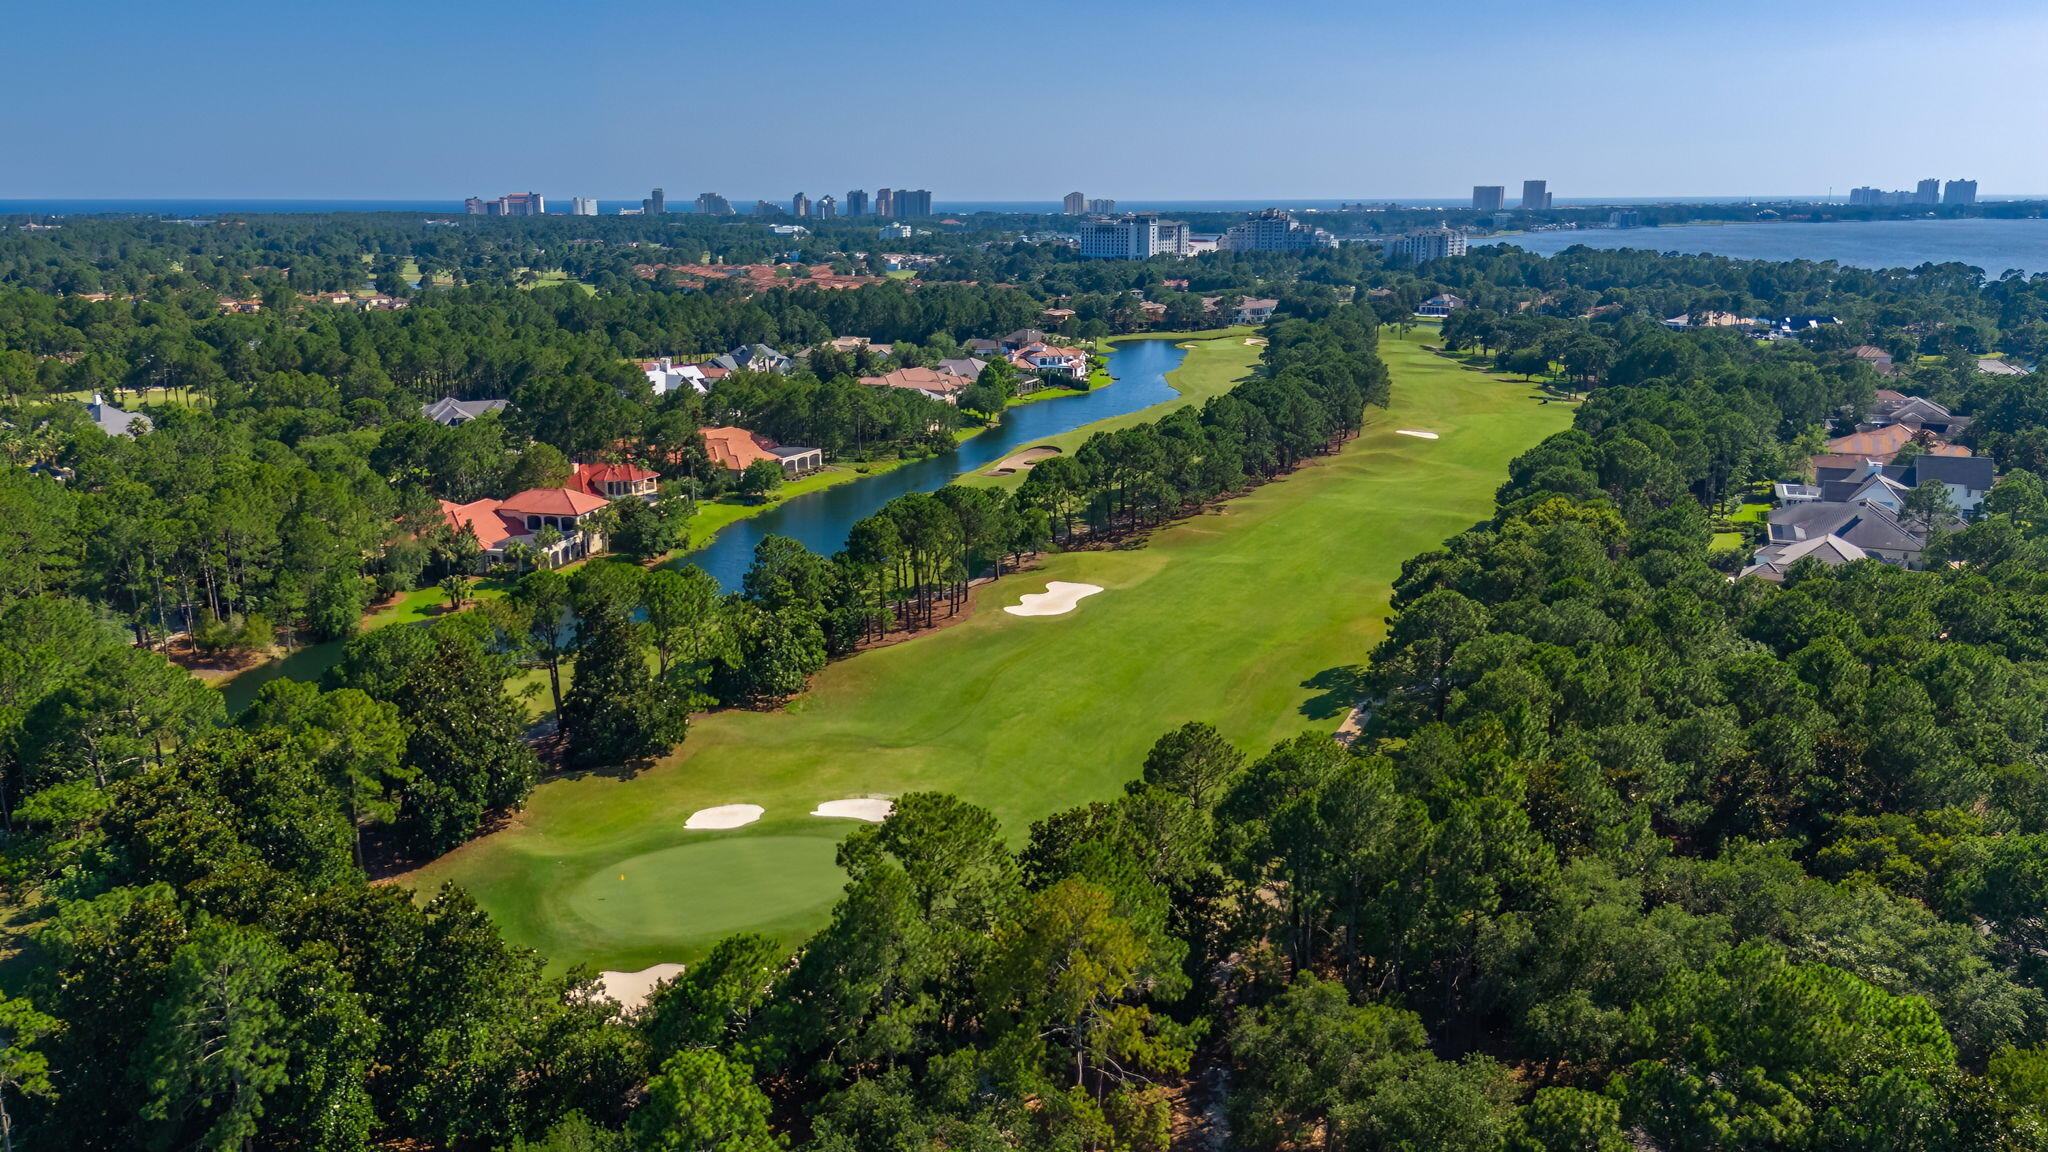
<box><xmin>7</xmin><ymin>0</ymin><xmax>2046</xmax><ymax>200</ymax></box>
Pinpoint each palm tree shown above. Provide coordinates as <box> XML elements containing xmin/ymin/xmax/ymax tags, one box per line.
<box><xmin>533</xmin><ymin>525</ymin><xmax>566</xmax><ymax>568</ymax></box>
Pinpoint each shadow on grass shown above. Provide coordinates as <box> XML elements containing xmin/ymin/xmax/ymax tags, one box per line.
<box><xmin>1300</xmin><ymin>664</ymin><xmax>1370</xmax><ymax>721</ymax></box>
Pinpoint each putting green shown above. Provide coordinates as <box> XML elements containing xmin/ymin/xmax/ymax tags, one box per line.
<box><xmin>407</xmin><ymin>326</ymin><xmax>1574</xmax><ymax>970</ymax></box>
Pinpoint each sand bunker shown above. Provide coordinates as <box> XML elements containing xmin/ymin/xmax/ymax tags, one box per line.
<box><xmin>685</xmin><ymin>803</ymin><xmax>764</xmax><ymax>830</ymax></box>
<box><xmin>986</xmin><ymin>445</ymin><xmax>1061</xmax><ymax>476</ymax></box>
<box><xmin>597</xmin><ymin>963</ymin><xmax>685</xmax><ymax>1009</ymax></box>
<box><xmin>1004</xmin><ymin>581</ymin><xmax>1103</xmax><ymax>617</ymax></box>
<box><xmin>1395</xmin><ymin>429</ymin><xmax>1440</xmax><ymax>439</ymax></box>
<box><xmin>1244</xmin><ymin>337</ymin><xmax>1269</xmax><ymax>346</ymax></box>
<box><xmin>812</xmin><ymin>797</ymin><xmax>895</xmax><ymax>822</ymax></box>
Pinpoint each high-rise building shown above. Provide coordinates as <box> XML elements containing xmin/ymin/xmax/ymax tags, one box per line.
<box><xmin>694</xmin><ymin>192</ymin><xmax>733</xmax><ymax>215</ymax></box>
<box><xmin>1608</xmin><ymin>210</ymin><xmax>1640</xmax><ymax>229</ymax></box>
<box><xmin>1078</xmin><ymin>214</ymin><xmax>1188</xmax><ymax>259</ymax></box>
<box><xmin>1085</xmin><ymin>198</ymin><xmax>1117</xmax><ymax>215</ymax></box>
<box><xmin>1944</xmin><ymin>179</ymin><xmax>1978</xmax><ymax>206</ymax></box>
<box><xmin>816</xmin><ymin>195</ymin><xmax>837</xmax><ymax>219</ymax></box>
<box><xmin>1472</xmin><ymin>185</ymin><xmax>1505</xmax><ymax>212</ymax></box>
<box><xmin>1916</xmin><ymin>179</ymin><xmax>1942</xmax><ymax>205</ymax></box>
<box><xmin>792</xmin><ymin>192</ymin><xmax>810</xmax><ymax>218</ymax></box>
<box><xmin>1063</xmin><ymin>191</ymin><xmax>1087</xmax><ymax>215</ymax></box>
<box><xmin>875</xmin><ymin>188</ymin><xmax>895</xmax><ymax>218</ymax></box>
<box><xmin>643</xmin><ymin>188</ymin><xmax>666</xmax><ymax>215</ymax></box>
<box><xmin>752</xmin><ymin>200</ymin><xmax>786</xmax><ymax>216</ymax></box>
<box><xmin>571</xmin><ymin>197</ymin><xmax>598</xmax><ymax>216</ymax></box>
<box><xmin>894</xmin><ymin>189</ymin><xmax>933</xmax><ymax>217</ymax></box>
<box><xmin>846</xmin><ymin>189</ymin><xmax>868</xmax><ymax>216</ymax></box>
<box><xmin>1218</xmin><ymin>209</ymin><xmax>1338</xmax><ymax>252</ymax></box>
<box><xmin>1520</xmin><ymin>180</ymin><xmax>1550</xmax><ymax>211</ymax></box>
<box><xmin>475</xmin><ymin>192</ymin><xmax>544</xmax><ymax>216</ymax></box>
<box><xmin>1153</xmin><ymin>218</ymin><xmax>1190</xmax><ymax>256</ymax></box>
<box><xmin>1382</xmin><ymin>226</ymin><xmax>1468</xmax><ymax>263</ymax></box>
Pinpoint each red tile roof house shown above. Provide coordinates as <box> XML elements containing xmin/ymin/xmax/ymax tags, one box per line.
<box><xmin>437</xmin><ymin>487</ymin><xmax>612</xmax><ymax>570</ymax></box>
<box><xmin>699</xmin><ymin>426</ymin><xmax>824</xmax><ymax>477</ymax></box>
<box><xmin>858</xmin><ymin>365</ymin><xmax>975</xmax><ymax>405</ymax></box>
<box><xmin>569</xmin><ymin>461</ymin><xmax>659</xmax><ymax>502</ymax></box>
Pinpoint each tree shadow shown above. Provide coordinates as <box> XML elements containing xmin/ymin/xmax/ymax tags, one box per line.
<box><xmin>1300</xmin><ymin>664</ymin><xmax>1370</xmax><ymax>721</ymax></box>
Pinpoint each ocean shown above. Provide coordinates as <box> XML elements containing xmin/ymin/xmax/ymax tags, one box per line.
<box><xmin>1485</xmin><ymin>217</ymin><xmax>2048</xmax><ymax>277</ymax></box>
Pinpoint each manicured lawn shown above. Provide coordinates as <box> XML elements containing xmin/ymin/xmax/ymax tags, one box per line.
<box><xmin>408</xmin><ymin>327</ymin><xmax>1574</xmax><ymax>971</ymax></box>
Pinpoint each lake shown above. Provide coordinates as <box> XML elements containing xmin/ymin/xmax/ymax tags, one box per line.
<box><xmin>683</xmin><ymin>336</ymin><xmax>1191</xmax><ymax>589</ymax></box>
<box><xmin>1486</xmin><ymin>217</ymin><xmax>2048</xmax><ymax>277</ymax></box>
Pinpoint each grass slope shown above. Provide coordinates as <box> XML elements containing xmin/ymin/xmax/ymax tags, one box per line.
<box><xmin>407</xmin><ymin>328</ymin><xmax>1574</xmax><ymax>970</ymax></box>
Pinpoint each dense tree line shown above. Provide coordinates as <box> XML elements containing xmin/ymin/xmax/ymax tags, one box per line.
<box><xmin>17</xmin><ymin>233</ymin><xmax>2048</xmax><ymax>1147</ymax></box>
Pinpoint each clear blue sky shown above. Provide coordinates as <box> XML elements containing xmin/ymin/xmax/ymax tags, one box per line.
<box><xmin>9</xmin><ymin>0</ymin><xmax>2045</xmax><ymax>201</ymax></box>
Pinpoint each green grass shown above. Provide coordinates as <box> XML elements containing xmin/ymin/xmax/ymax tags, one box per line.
<box><xmin>407</xmin><ymin>327</ymin><xmax>1574</xmax><ymax>971</ymax></box>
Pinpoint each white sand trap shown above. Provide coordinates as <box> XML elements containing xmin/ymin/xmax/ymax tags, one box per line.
<box><xmin>1004</xmin><ymin>581</ymin><xmax>1104</xmax><ymax>617</ymax></box>
<box><xmin>812</xmin><ymin>797</ymin><xmax>894</xmax><ymax>822</ymax></box>
<box><xmin>685</xmin><ymin>803</ymin><xmax>763</xmax><ymax>830</ymax></box>
<box><xmin>1395</xmin><ymin>429</ymin><xmax>1440</xmax><ymax>439</ymax></box>
<box><xmin>597</xmin><ymin>963</ymin><xmax>685</xmax><ymax>1009</ymax></box>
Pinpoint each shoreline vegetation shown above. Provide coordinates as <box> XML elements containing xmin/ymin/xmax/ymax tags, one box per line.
<box><xmin>206</xmin><ymin>327</ymin><xmax>1255</xmax><ymax>703</ymax></box>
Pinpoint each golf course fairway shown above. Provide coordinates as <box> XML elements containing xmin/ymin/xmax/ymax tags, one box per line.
<box><xmin>405</xmin><ymin>326</ymin><xmax>1575</xmax><ymax>970</ymax></box>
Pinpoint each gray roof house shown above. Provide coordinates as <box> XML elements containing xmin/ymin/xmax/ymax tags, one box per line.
<box><xmin>84</xmin><ymin>394</ymin><xmax>151</xmax><ymax>438</ymax></box>
<box><xmin>710</xmin><ymin>344</ymin><xmax>795</xmax><ymax>375</ymax></box>
<box><xmin>1908</xmin><ymin>454</ymin><xmax>1996</xmax><ymax>514</ymax></box>
<box><xmin>1740</xmin><ymin>534</ymin><xmax>1868</xmax><ymax>583</ymax></box>
<box><xmin>422</xmin><ymin>397</ymin><xmax>509</xmax><ymax>426</ymax></box>
<box><xmin>935</xmin><ymin>357</ymin><xmax>988</xmax><ymax>381</ymax></box>
<box><xmin>1767</xmin><ymin>500</ymin><xmax>1932</xmax><ymax>567</ymax></box>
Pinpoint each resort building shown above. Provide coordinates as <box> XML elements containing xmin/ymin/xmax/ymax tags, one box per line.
<box><xmin>1078</xmin><ymin>214</ymin><xmax>1188</xmax><ymax>259</ymax></box>
<box><xmin>1520</xmin><ymin>180</ymin><xmax>1551</xmax><ymax>210</ymax></box>
<box><xmin>1063</xmin><ymin>191</ymin><xmax>1087</xmax><ymax>215</ymax></box>
<box><xmin>1218</xmin><ymin>209</ymin><xmax>1337</xmax><ymax>252</ymax></box>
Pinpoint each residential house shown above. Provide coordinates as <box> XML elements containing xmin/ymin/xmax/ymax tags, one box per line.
<box><xmin>1415</xmin><ymin>293</ymin><xmax>1465</xmax><ymax>318</ymax></box>
<box><xmin>935</xmin><ymin>357</ymin><xmax>989</xmax><ymax>381</ymax></box>
<box><xmin>1739</xmin><ymin>534</ymin><xmax>1869</xmax><ymax>583</ymax></box>
<box><xmin>859</xmin><ymin>366</ymin><xmax>974</xmax><ymax>405</ymax></box>
<box><xmin>709</xmin><ymin>344</ymin><xmax>796</xmax><ymax>375</ymax></box>
<box><xmin>1813</xmin><ymin>455</ymin><xmax>1996</xmax><ymax>514</ymax></box>
<box><xmin>1847</xmin><ymin>345</ymin><xmax>1896</xmax><ymax>375</ymax></box>
<box><xmin>965</xmin><ymin>337</ymin><xmax>1004</xmax><ymax>357</ymax></box>
<box><xmin>700</xmin><ymin>426</ymin><xmax>823</xmax><ymax>477</ymax></box>
<box><xmin>1979</xmin><ymin>359</ymin><xmax>2027</xmax><ymax>376</ymax></box>
<box><xmin>1906</xmin><ymin>455</ymin><xmax>1997</xmax><ymax>514</ymax></box>
<box><xmin>1042</xmin><ymin>307</ymin><xmax>1077</xmax><ymax>324</ymax></box>
<box><xmin>1865</xmin><ymin>392</ymin><xmax>1970</xmax><ymax>437</ymax></box>
<box><xmin>1765</xmin><ymin>499</ymin><xmax>1930</xmax><ymax>568</ymax></box>
<box><xmin>569</xmin><ymin>462</ymin><xmax>659</xmax><ymax>502</ymax></box>
<box><xmin>422</xmin><ymin>397</ymin><xmax>509</xmax><ymax>427</ymax></box>
<box><xmin>438</xmin><ymin>486</ymin><xmax>611</xmax><ymax>570</ymax></box>
<box><xmin>1000</xmin><ymin>329</ymin><xmax>1049</xmax><ymax>352</ymax></box>
<box><xmin>83</xmin><ymin>393</ymin><xmax>151</xmax><ymax>438</ymax></box>
<box><xmin>641</xmin><ymin>357</ymin><xmax>711</xmax><ymax>397</ymax></box>
<box><xmin>1008</xmin><ymin>341</ymin><xmax>1087</xmax><ymax>380</ymax></box>
<box><xmin>1233</xmin><ymin>298</ymin><xmax>1279</xmax><ymax>324</ymax></box>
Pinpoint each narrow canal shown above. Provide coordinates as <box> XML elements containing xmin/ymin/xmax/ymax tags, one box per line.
<box><xmin>683</xmin><ymin>336</ymin><xmax>1190</xmax><ymax>588</ymax></box>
